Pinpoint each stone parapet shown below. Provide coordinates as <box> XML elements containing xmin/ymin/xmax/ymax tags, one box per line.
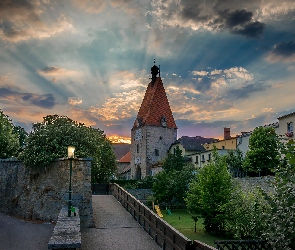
<box><xmin>0</xmin><ymin>158</ymin><xmax>94</xmax><ymax>228</ymax></box>
<box><xmin>48</xmin><ymin>206</ymin><xmax>81</xmax><ymax>249</ymax></box>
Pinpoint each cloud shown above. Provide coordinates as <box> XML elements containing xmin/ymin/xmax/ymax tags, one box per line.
<box><xmin>192</xmin><ymin>70</ymin><xmax>208</xmax><ymax>76</ymax></box>
<box><xmin>93</xmin><ymin>89</ymin><xmax>143</xmax><ymax>121</ymax></box>
<box><xmin>37</xmin><ymin>66</ymin><xmax>82</xmax><ymax>82</ymax></box>
<box><xmin>262</xmin><ymin>107</ymin><xmax>274</xmax><ymax>113</ymax></box>
<box><xmin>151</xmin><ymin>0</ymin><xmax>268</xmax><ymax>38</ymax></box>
<box><xmin>231</xmin><ymin>21</ymin><xmax>265</xmax><ymax>38</ymax></box>
<box><xmin>266</xmin><ymin>41</ymin><xmax>295</xmax><ymax>63</ymax></box>
<box><xmin>223</xmin><ymin>67</ymin><xmax>253</xmax><ymax>81</ymax></box>
<box><xmin>0</xmin><ymin>1</ymin><xmax>73</xmax><ymax>42</ymax></box>
<box><xmin>218</xmin><ymin>9</ymin><xmax>253</xmax><ymax>28</ymax></box>
<box><xmin>227</xmin><ymin>83</ymin><xmax>267</xmax><ymax>99</ymax></box>
<box><xmin>0</xmin><ymin>87</ymin><xmax>56</xmax><ymax>109</ymax></box>
<box><xmin>68</xmin><ymin>97</ymin><xmax>82</xmax><ymax>106</ymax></box>
<box><xmin>74</xmin><ymin>0</ymin><xmax>107</xmax><ymax>13</ymax></box>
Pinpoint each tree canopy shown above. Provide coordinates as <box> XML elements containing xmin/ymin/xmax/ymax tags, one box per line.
<box><xmin>0</xmin><ymin>110</ymin><xmax>20</xmax><ymax>158</ymax></box>
<box><xmin>243</xmin><ymin>126</ymin><xmax>279</xmax><ymax>174</ymax></box>
<box><xmin>186</xmin><ymin>148</ymin><xmax>235</xmax><ymax>233</ymax></box>
<box><xmin>19</xmin><ymin>114</ymin><xmax>117</xmax><ymax>183</ymax></box>
<box><xmin>153</xmin><ymin>146</ymin><xmax>194</xmax><ymax>206</ymax></box>
<box><xmin>262</xmin><ymin>139</ymin><xmax>295</xmax><ymax>249</ymax></box>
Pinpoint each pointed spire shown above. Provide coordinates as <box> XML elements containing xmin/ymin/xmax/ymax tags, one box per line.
<box><xmin>133</xmin><ymin>75</ymin><xmax>177</xmax><ymax>129</ymax></box>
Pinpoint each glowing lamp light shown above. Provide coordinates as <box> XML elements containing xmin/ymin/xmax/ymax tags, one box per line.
<box><xmin>68</xmin><ymin>146</ymin><xmax>75</xmax><ymax>158</ymax></box>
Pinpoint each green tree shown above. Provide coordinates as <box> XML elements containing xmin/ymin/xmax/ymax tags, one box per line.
<box><xmin>12</xmin><ymin>125</ymin><xmax>28</xmax><ymax>150</ymax></box>
<box><xmin>186</xmin><ymin>148</ymin><xmax>235</xmax><ymax>233</ymax></box>
<box><xmin>226</xmin><ymin>148</ymin><xmax>244</xmax><ymax>171</ymax></box>
<box><xmin>262</xmin><ymin>139</ymin><xmax>295</xmax><ymax>249</ymax></box>
<box><xmin>19</xmin><ymin>114</ymin><xmax>117</xmax><ymax>183</ymax></box>
<box><xmin>0</xmin><ymin>110</ymin><xmax>20</xmax><ymax>158</ymax></box>
<box><xmin>153</xmin><ymin>146</ymin><xmax>194</xmax><ymax>206</ymax></box>
<box><xmin>226</xmin><ymin>187</ymin><xmax>270</xmax><ymax>239</ymax></box>
<box><xmin>243</xmin><ymin>126</ymin><xmax>279</xmax><ymax>174</ymax></box>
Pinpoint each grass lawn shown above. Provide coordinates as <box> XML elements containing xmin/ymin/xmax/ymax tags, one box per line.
<box><xmin>161</xmin><ymin>208</ymin><xmax>228</xmax><ymax>247</ymax></box>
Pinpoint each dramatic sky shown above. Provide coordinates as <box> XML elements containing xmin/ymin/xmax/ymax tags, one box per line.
<box><xmin>1</xmin><ymin>0</ymin><xmax>295</xmax><ymax>143</ymax></box>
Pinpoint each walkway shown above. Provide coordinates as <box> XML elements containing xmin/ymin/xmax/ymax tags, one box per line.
<box><xmin>0</xmin><ymin>212</ymin><xmax>54</xmax><ymax>250</ymax></box>
<box><xmin>81</xmin><ymin>195</ymin><xmax>160</xmax><ymax>250</ymax></box>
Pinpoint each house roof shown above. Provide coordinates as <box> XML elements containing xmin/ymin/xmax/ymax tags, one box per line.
<box><xmin>171</xmin><ymin>136</ymin><xmax>217</xmax><ymax>152</ymax></box>
<box><xmin>118</xmin><ymin>151</ymin><xmax>131</xmax><ymax>163</ymax></box>
<box><xmin>133</xmin><ymin>77</ymin><xmax>177</xmax><ymax>129</ymax></box>
<box><xmin>277</xmin><ymin>112</ymin><xmax>295</xmax><ymax>120</ymax></box>
<box><xmin>112</xmin><ymin>143</ymin><xmax>131</xmax><ymax>160</ymax></box>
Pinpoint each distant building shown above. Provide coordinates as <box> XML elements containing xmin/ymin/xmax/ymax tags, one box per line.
<box><xmin>203</xmin><ymin>128</ymin><xmax>236</xmax><ymax>151</ymax></box>
<box><xmin>130</xmin><ymin>62</ymin><xmax>177</xmax><ymax>179</ymax></box>
<box><xmin>169</xmin><ymin>136</ymin><xmax>217</xmax><ymax>167</ymax></box>
<box><xmin>112</xmin><ymin>143</ymin><xmax>131</xmax><ymax>161</ymax></box>
<box><xmin>118</xmin><ymin>151</ymin><xmax>131</xmax><ymax>180</ymax></box>
<box><xmin>277</xmin><ymin>112</ymin><xmax>295</xmax><ymax>139</ymax></box>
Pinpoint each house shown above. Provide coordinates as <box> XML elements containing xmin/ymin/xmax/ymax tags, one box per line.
<box><xmin>203</xmin><ymin>128</ymin><xmax>237</xmax><ymax>151</ymax></box>
<box><xmin>118</xmin><ymin>151</ymin><xmax>131</xmax><ymax>180</ymax></box>
<box><xmin>169</xmin><ymin>136</ymin><xmax>217</xmax><ymax>167</ymax></box>
<box><xmin>130</xmin><ymin>62</ymin><xmax>177</xmax><ymax>179</ymax></box>
<box><xmin>277</xmin><ymin>112</ymin><xmax>295</xmax><ymax>139</ymax></box>
<box><xmin>112</xmin><ymin>143</ymin><xmax>131</xmax><ymax>161</ymax></box>
<box><xmin>191</xmin><ymin>128</ymin><xmax>235</xmax><ymax>168</ymax></box>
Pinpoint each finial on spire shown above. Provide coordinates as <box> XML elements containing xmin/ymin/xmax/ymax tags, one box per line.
<box><xmin>151</xmin><ymin>59</ymin><xmax>159</xmax><ymax>83</ymax></box>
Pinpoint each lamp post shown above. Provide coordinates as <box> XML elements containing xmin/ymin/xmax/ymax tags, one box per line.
<box><xmin>68</xmin><ymin>146</ymin><xmax>75</xmax><ymax>217</ymax></box>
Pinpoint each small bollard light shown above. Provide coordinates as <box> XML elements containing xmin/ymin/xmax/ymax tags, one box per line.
<box><xmin>68</xmin><ymin>146</ymin><xmax>75</xmax><ymax>217</ymax></box>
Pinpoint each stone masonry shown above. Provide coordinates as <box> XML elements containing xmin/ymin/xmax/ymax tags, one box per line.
<box><xmin>0</xmin><ymin>158</ymin><xmax>94</xmax><ymax>227</ymax></box>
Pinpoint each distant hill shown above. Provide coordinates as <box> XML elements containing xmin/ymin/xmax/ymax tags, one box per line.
<box><xmin>112</xmin><ymin>143</ymin><xmax>131</xmax><ymax>161</ymax></box>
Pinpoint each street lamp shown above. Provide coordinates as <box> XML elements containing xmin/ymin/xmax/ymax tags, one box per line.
<box><xmin>68</xmin><ymin>146</ymin><xmax>75</xmax><ymax>217</ymax></box>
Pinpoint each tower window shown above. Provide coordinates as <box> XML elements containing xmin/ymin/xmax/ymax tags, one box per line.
<box><xmin>155</xmin><ymin>149</ymin><xmax>159</xmax><ymax>156</ymax></box>
<box><xmin>137</xmin><ymin>144</ymin><xmax>139</xmax><ymax>153</ymax></box>
<box><xmin>161</xmin><ymin>116</ymin><xmax>167</xmax><ymax>127</ymax></box>
<box><xmin>159</xmin><ymin>136</ymin><xmax>163</xmax><ymax>140</ymax></box>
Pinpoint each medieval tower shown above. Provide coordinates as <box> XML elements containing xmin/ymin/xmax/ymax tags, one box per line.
<box><xmin>130</xmin><ymin>62</ymin><xmax>177</xmax><ymax>179</ymax></box>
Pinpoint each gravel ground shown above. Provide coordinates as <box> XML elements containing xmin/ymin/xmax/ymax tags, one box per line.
<box><xmin>0</xmin><ymin>212</ymin><xmax>55</xmax><ymax>250</ymax></box>
<box><xmin>81</xmin><ymin>195</ymin><xmax>160</xmax><ymax>250</ymax></box>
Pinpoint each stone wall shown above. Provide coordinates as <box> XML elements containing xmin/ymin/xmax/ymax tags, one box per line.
<box><xmin>131</xmin><ymin>126</ymin><xmax>177</xmax><ymax>179</ymax></box>
<box><xmin>0</xmin><ymin>158</ymin><xmax>93</xmax><ymax>227</ymax></box>
<box><xmin>236</xmin><ymin>176</ymin><xmax>275</xmax><ymax>194</ymax></box>
<box><xmin>126</xmin><ymin>188</ymin><xmax>154</xmax><ymax>204</ymax></box>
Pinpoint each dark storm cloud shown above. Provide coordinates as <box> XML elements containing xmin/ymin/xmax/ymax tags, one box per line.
<box><xmin>227</xmin><ymin>83</ymin><xmax>266</xmax><ymax>99</ymax></box>
<box><xmin>181</xmin><ymin>4</ymin><xmax>209</xmax><ymax>22</ymax></box>
<box><xmin>272</xmin><ymin>41</ymin><xmax>295</xmax><ymax>57</ymax></box>
<box><xmin>0</xmin><ymin>87</ymin><xmax>56</xmax><ymax>109</ymax></box>
<box><xmin>156</xmin><ymin>0</ymin><xmax>266</xmax><ymax>38</ymax></box>
<box><xmin>218</xmin><ymin>9</ymin><xmax>252</xmax><ymax>28</ymax></box>
<box><xmin>23</xmin><ymin>93</ymin><xmax>56</xmax><ymax>108</ymax></box>
<box><xmin>231</xmin><ymin>21</ymin><xmax>265</xmax><ymax>38</ymax></box>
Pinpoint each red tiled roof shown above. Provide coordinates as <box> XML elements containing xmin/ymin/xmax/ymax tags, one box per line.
<box><xmin>133</xmin><ymin>77</ymin><xmax>177</xmax><ymax>129</ymax></box>
<box><xmin>118</xmin><ymin>151</ymin><xmax>131</xmax><ymax>163</ymax></box>
<box><xmin>112</xmin><ymin>143</ymin><xmax>131</xmax><ymax>160</ymax></box>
